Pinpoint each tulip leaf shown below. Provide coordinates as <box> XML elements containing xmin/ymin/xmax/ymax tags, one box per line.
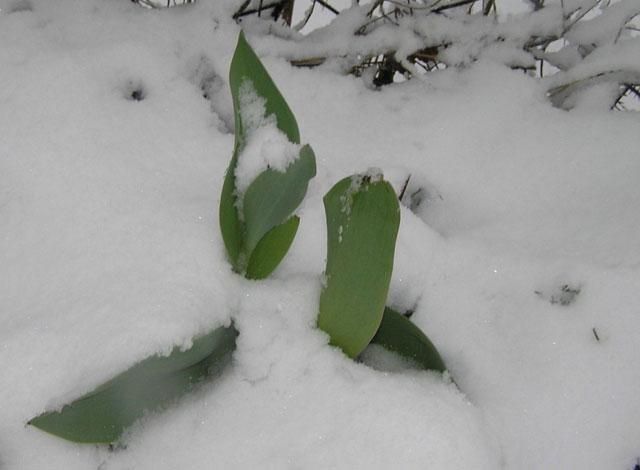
<box><xmin>243</xmin><ymin>144</ymin><xmax>316</xmax><ymax>260</ymax></box>
<box><xmin>246</xmin><ymin>215</ymin><xmax>300</xmax><ymax>280</ymax></box>
<box><xmin>318</xmin><ymin>173</ymin><xmax>400</xmax><ymax>358</ymax></box>
<box><xmin>219</xmin><ymin>150</ymin><xmax>244</xmax><ymax>271</ymax></box>
<box><xmin>220</xmin><ymin>155</ymin><xmax>243</xmax><ymax>270</ymax></box>
<box><xmin>220</xmin><ymin>32</ymin><xmax>314</xmax><ymax>275</ymax></box>
<box><xmin>370</xmin><ymin>308</ymin><xmax>446</xmax><ymax>372</ymax></box>
<box><xmin>29</xmin><ymin>325</ymin><xmax>238</xmax><ymax>444</ymax></box>
<box><xmin>228</xmin><ymin>31</ymin><xmax>300</xmax><ymax>145</ymax></box>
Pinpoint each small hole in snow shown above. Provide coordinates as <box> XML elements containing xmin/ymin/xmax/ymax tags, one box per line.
<box><xmin>130</xmin><ymin>89</ymin><xmax>145</xmax><ymax>101</ymax></box>
<box><xmin>122</xmin><ymin>80</ymin><xmax>146</xmax><ymax>102</ymax></box>
<box><xmin>200</xmin><ymin>72</ymin><xmax>222</xmax><ymax>101</ymax></box>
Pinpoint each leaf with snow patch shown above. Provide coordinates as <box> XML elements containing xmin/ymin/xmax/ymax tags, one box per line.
<box><xmin>369</xmin><ymin>307</ymin><xmax>446</xmax><ymax>373</ymax></box>
<box><xmin>29</xmin><ymin>325</ymin><xmax>238</xmax><ymax>444</ymax></box>
<box><xmin>318</xmin><ymin>172</ymin><xmax>400</xmax><ymax>358</ymax></box>
<box><xmin>228</xmin><ymin>32</ymin><xmax>300</xmax><ymax>144</ymax></box>
<box><xmin>220</xmin><ymin>32</ymin><xmax>315</xmax><ymax>277</ymax></box>
<box><xmin>242</xmin><ymin>144</ymin><xmax>316</xmax><ymax>278</ymax></box>
<box><xmin>242</xmin><ymin>145</ymin><xmax>316</xmax><ymax>255</ymax></box>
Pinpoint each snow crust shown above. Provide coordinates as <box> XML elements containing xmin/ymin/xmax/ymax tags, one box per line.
<box><xmin>1</xmin><ymin>1</ymin><xmax>640</xmax><ymax>469</ymax></box>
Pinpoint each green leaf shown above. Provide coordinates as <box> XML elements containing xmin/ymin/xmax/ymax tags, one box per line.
<box><xmin>221</xmin><ymin>32</ymin><xmax>313</xmax><ymax>274</ymax></box>
<box><xmin>220</xmin><ymin>157</ymin><xmax>244</xmax><ymax>270</ymax></box>
<box><xmin>29</xmin><ymin>325</ymin><xmax>238</xmax><ymax>444</ymax></box>
<box><xmin>246</xmin><ymin>216</ymin><xmax>300</xmax><ymax>280</ymax></box>
<box><xmin>318</xmin><ymin>174</ymin><xmax>400</xmax><ymax>358</ymax></box>
<box><xmin>370</xmin><ymin>307</ymin><xmax>446</xmax><ymax>373</ymax></box>
<box><xmin>243</xmin><ymin>144</ymin><xmax>316</xmax><ymax>257</ymax></box>
<box><xmin>229</xmin><ymin>31</ymin><xmax>300</xmax><ymax>145</ymax></box>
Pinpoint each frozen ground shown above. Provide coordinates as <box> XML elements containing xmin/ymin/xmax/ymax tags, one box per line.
<box><xmin>1</xmin><ymin>0</ymin><xmax>639</xmax><ymax>469</ymax></box>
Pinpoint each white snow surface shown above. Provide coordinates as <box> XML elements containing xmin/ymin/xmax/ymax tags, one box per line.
<box><xmin>566</xmin><ymin>0</ymin><xmax>640</xmax><ymax>47</ymax></box>
<box><xmin>1</xmin><ymin>1</ymin><xmax>640</xmax><ymax>469</ymax></box>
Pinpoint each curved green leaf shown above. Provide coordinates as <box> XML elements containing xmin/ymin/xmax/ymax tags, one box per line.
<box><xmin>246</xmin><ymin>216</ymin><xmax>300</xmax><ymax>280</ymax></box>
<box><xmin>220</xmin><ymin>157</ymin><xmax>244</xmax><ymax>270</ymax></box>
<box><xmin>221</xmin><ymin>31</ymin><xmax>311</xmax><ymax>274</ymax></box>
<box><xmin>29</xmin><ymin>325</ymin><xmax>238</xmax><ymax>444</ymax></box>
<box><xmin>243</xmin><ymin>144</ymin><xmax>316</xmax><ymax>257</ymax></box>
<box><xmin>370</xmin><ymin>308</ymin><xmax>446</xmax><ymax>373</ymax></box>
<box><xmin>229</xmin><ymin>31</ymin><xmax>300</xmax><ymax>145</ymax></box>
<box><xmin>318</xmin><ymin>174</ymin><xmax>400</xmax><ymax>358</ymax></box>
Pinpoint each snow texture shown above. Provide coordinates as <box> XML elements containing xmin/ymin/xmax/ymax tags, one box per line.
<box><xmin>1</xmin><ymin>1</ymin><xmax>640</xmax><ymax>469</ymax></box>
<box><xmin>566</xmin><ymin>0</ymin><xmax>640</xmax><ymax>47</ymax></box>
<box><xmin>234</xmin><ymin>80</ymin><xmax>300</xmax><ymax>197</ymax></box>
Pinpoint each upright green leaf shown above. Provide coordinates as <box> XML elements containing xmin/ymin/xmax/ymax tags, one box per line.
<box><xmin>220</xmin><ymin>32</ymin><xmax>315</xmax><ymax>276</ymax></box>
<box><xmin>242</xmin><ymin>144</ymin><xmax>316</xmax><ymax>258</ymax></box>
<box><xmin>29</xmin><ymin>325</ymin><xmax>238</xmax><ymax>444</ymax></box>
<box><xmin>370</xmin><ymin>308</ymin><xmax>446</xmax><ymax>373</ymax></box>
<box><xmin>228</xmin><ymin>31</ymin><xmax>300</xmax><ymax>145</ymax></box>
<box><xmin>318</xmin><ymin>174</ymin><xmax>400</xmax><ymax>358</ymax></box>
<box><xmin>220</xmin><ymin>157</ymin><xmax>243</xmax><ymax>269</ymax></box>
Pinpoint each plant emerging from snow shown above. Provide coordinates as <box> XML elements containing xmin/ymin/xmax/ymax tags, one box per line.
<box><xmin>220</xmin><ymin>32</ymin><xmax>317</xmax><ymax>280</ymax></box>
<box><xmin>29</xmin><ymin>30</ymin><xmax>445</xmax><ymax>445</ymax></box>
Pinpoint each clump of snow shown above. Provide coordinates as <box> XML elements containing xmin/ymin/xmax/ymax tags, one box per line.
<box><xmin>234</xmin><ymin>123</ymin><xmax>301</xmax><ymax>195</ymax></box>
<box><xmin>561</xmin><ymin>0</ymin><xmax>600</xmax><ymax>16</ymax></box>
<box><xmin>363</xmin><ymin>166</ymin><xmax>384</xmax><ymax>182</ymax></box>
<box><xmin>359</xmin><ymin>343</ymin><xmax>421</xmax><ymax>372</ymax></box>
<box><xmin>566</xmin><ymin>0</ymin><xmax>640</xmax><ymax>47</ymax></box>
<box><xmin>237</xmin><ymin>78</ymin><xmax>274</xmax><ymax>132</ymax></box>
<box><xmin>101</xmin><ymin>279</ymin><xmax>500</xmax><ymax>469</ymax></box>
<box><xmin>339</xmin><ymin>168</ymin><xmax>385</xmax><ymax>215</ymax></box>
<box><xmin>233</xmin><ymin>79</ymin><xmax>301</xmax><ymax>197</ymax></box>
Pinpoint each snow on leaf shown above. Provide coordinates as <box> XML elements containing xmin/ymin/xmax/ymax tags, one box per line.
<box><xmin>221</xmin><ymin>32</ymin><xmax>314</xmax><ymax>276</ymax></box>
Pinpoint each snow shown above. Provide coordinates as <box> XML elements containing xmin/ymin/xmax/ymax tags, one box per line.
<box><xmin>359</xmin><ymin>343</ymin><xmax>422</xmax><ymax>372</ymax></box>
<box><xmin>1</xmin><ymin>0</ymin><xmax>640</xmax><ymax>469</ymax></box>
<box><xmin>234</xmin><ymin>121</ymin><xmax>301</xmax><ymax>195</ymax></box>
<box><xmin>566</xmin><ymin>0</ymin><xmax>640</xmax><ymax>47</ymax></box>
<box><xmin>233</xmin><ymin>80</ymin><xmax>301</xmax><ymax>197</ymax></box>
<box><xmin>103</xmin><ymin>279</ymin><xmax>499</xmax><ymax>469</ymax></box>
<box><xmin>338</xmin><ymin>169</ymin><xmax>385</xmax><ymax>216</ymax></box>
<box><xmin>238</xmin><ymin>79</ymin><xmax>275</xmax><ymax>132</ymax></box>
<box><xmin>551</xmin><ymin>36</ymin><xmax>640</xmax><ymax>83</ymax></box>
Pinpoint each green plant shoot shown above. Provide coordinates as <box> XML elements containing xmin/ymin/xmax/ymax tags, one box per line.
<box><xmin>220</xmin><ymin>32</ymin><xmax>316</xmax><ymax>279</ymax></box>
<box><xmin>318</xmin><ymin>172</ymin><xmax>400</xmax><ymax>358</ymax></box>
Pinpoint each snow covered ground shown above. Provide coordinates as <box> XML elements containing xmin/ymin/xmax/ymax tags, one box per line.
<box><xmin>1</xmin><ymin>0</ymin><xmax>640</xmax><ymax>468</ymax></box>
